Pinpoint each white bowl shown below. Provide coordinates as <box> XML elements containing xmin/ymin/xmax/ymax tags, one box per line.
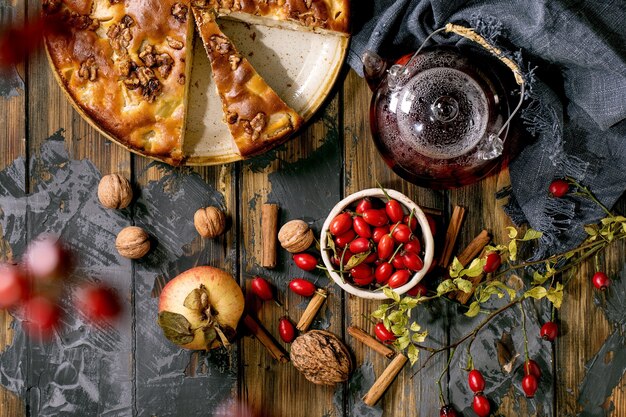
<box><xmin>320</xmin><ymin>189</ymin><xmax>434</xmax><ymax>300</ymax></box>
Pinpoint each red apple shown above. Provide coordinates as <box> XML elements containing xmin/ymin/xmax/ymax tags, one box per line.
<box><xmin>158</xmin><ymin>266</ymin><xmax>244</xmax><ymax>350</ymax></box>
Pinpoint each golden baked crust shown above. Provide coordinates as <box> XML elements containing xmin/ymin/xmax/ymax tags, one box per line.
<box><xmin>43</xmin><ymin>0</ymin><xmax>193</xmax><ymax>165</ymax></box>
<box><xmin>196</xmin><ymin>0</ymin><xmax>350</xmax><ymax>34</ymax></box>
<box><xmin>193</xmin><ymin>8</ymin><xmax>304</xmax><ymax>157</ymax></box>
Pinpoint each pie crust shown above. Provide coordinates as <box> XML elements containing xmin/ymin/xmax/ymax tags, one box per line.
<box><xmin>42</xmin><ymin>0</ymin><xmax>349</xmax><ymax>165</ymax></box>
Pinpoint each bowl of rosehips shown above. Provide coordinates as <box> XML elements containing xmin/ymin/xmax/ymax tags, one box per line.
<box><xmin>320</xmin><ymin>188</ymin><xmax>434</xmax><ymax>300</ymax></box>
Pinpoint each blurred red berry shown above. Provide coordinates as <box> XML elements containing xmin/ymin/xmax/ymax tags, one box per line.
<box><xmin>78</xmin><ymin>285</ymin><xmax>122</xmax><ymax>321</ymax></box>
<box><xmin>24</xmin><ymin>236</ymin><xmax>70</xmax><ymax>280</ymax></box>
<box><xmin>522</xmin><ymin>374</ymin><xmax>539</xmax><ymax>398</ymax></box>
<box><xmin>483</xmin><ymin>252</ymin><xmax>501</xmax><ymax>273</ymax></box>
<box><xmin>0</xmin><ymin>263</ymin><xmax>29</xmax><ymax>308</ymax></box>
<box><xmin>24</xmin><ymin>296</ymin><xmax>61</xmax><ymax>336</ymax></box>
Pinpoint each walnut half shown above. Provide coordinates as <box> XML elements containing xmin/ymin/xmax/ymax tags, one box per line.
<box><xmin>290</xmin><ymin>330</ymin><xmax>352</xmax><ymax>385</ymax></box>
<box><xmin>78</xmin><ymin>57</ymin><xmax>98</xmax><ymax>82</ymax></box>
<box><xmin>171</xmin><ymin>3</ymin><xmax>189</xmax><ymax>23</ymax></box>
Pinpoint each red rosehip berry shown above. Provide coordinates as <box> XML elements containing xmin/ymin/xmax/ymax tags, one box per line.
<box><xmin>468</xmin><ymin>369</ymin><xmax>486</xmax><ymax>393</ymax></box>
<box><xmin>293</xmin><ymin>253</ymin><xmax>318</xmax><ymax>271</ymax></box>
<box><xmin>385</xmin><ymin>199</ymin><xmax>405</xmax><ymax>223</ymax></box>
<box><xmin>374</xmin><ymin>322</ymin><xmax>396</xmax><ymax>343</ymax></box>
<box><xmin>289</xmin><ymin>278</ymin><xmax>316</xmax><ymax>297</ymax></box>
<box><xmin>278</xmin><ymin>316</ymin><xmax>296</xmax><ymax>343</ymax></box>
<box><xmin>439</xmin><ymin>405</ymin><xmax>458</xmax><ymax>417</ymax></box>
<box><xmin>472</xmin><ymin>394</ymin><xmax>491</xmax><ymax>417</ymax></box>
<box><xmin>592</xmin><ymin>272</ymin><xmax>611</xmax><ymax>291</ymax></box>
<box><xmin>540</xmin><ymin>321</ymin><xmax>558</xmax><ymax>341</ymax></box>
<box><xmin>250</xmin><ymin>276</ymin><xmax>274</xmax><ymax>301</ymax></box>
<box><xmin>483</xmin><ymin>252</ymin><xmax>501</xmax><ymax>273</ymax></box>
<box><xmin>329</xmin><ymin>212</ymin><xmax>353</xmax><ymax>236</ymax></box>
<box><xmin>548</xmin><ymin>179</ymin><xmax>569</xmax><ymax>197</ymax></box>
<box><xmin>407</xmin><ymin>282</ymin><xmax>427</xmax><ymax>297</ymax></box>
<box><xmin>521</xmin><ymin>374</ymin><xmax>539</xmax><ymax>398</ymax></box>
<box><xmin>524</xmin><ymin>359</ymin><xmax>542</xmax><ymax>379</ymax></box>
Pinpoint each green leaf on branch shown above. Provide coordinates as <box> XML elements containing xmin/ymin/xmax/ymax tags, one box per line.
<box><xmin>411</xmin><ymin>331</ymin><xmax>428</xmax><ymax>344</ymax></box>
<box><xmin>453</xmin><ymin>278</ymin><xmax>473</xmax><ymax>294</ymax></box>
<box><xmin>383</xmin><ymin>287</ymin><xmax>400</xmax><ymax>302</ymax></box>
<box><xmin>524</xmin><ymin>286</ymin><xmax>547</xmax><ymax>300</ymax></box>
<box><xmin>410</xmin><ymin>322</ymin><xmax>421</xmax><ymax>332</ymax></box>
<box><xmin>488</xmin><ymin>281</ymin><xmax>517</xmax><ymax>300</ymax></box>
<box><xmin>508</xmin><ymin>239</ymin><xmax>518</xmax><ymax>262</ymax></box>
<box><xmin>506</xmin><ymin>226</ymin><xmax>518</xmax><ymax>239</ymax></box>
<box><xmin>465</xmin><ymin>301</ymin><xmax>481</xmax><ymax>317</ymax></box>
<box><xmin>521</xmin><ymin>229</ymin><xmax>543</xmax><ymax>241</ymax></box>
<box><xmin>436</xmin><ymin>279</ymin><xmax>457</xmax><ymax>296</ymax></box>
<box><xmin>546</xmin><ymin>283</ymin><xmax>564</xmax><ymax>309</ymax></box>
<box><xmin>407</xmin><ymin>344</ymin><xmax>419</xmax><ymax>366</ymax></box>
<box><xmin>371</xmin><ymin>305</ymin><xmax>387</xmax><ymax>319</ymax></box>
<box><xmin>462</xmin><ymin>258</ymin><xmax>486</xmax><ymax>278</ymax></box>
<box><xmin>396</xmin><ymin>335</ymin><xmax>410</xmax><ymax>350</ymax></box>
<box><xmin>449</xmin><ymin>257</ymin><xmax>464</xmax><ymax>278</ymax></box>
<box><xmin>400</xmin><ymin>297</ymin><xmax>419</xmax><ymax>310</ymax></box>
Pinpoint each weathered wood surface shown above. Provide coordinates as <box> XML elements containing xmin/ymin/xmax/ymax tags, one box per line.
<box><xmin>1</xmin><ymin>5</ymin><xmax>626</xmax><ymax>416</ymax></box>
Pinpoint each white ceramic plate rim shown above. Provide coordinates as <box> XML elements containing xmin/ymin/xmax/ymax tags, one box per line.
<box><xmin>320</xmin><ymin>189</ymin><xmax>435</xmax><ymax>300</ymax></box>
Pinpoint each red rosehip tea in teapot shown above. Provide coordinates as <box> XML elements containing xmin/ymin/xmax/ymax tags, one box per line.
<box><xmin>363</xmin><ymin>24</ymin><xmax>525</xmax><ymax>189</ymax></box>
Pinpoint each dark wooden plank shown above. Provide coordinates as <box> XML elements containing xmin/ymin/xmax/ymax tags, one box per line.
<box><xmin>239</xmin><ymin>95</ymin><xmax>344</xmax><ymax>417</ymax></box>
<box><xmin>342</xmin><ymin>69</ymin><xmax>446</xmax><ymax>416</ymax></box>
<box><xmin>556</xmin><ymin>194</ymin><xmax>626</xmax><ymax>416</ymax></box>
<box><xmin>0</xmin><ymin>0</ymin><xmax>27</xmax><ymax>414</ymax></box>
<box><xmin>447</xmin><ymin>170</ymin><xmax>554</xmax><ymax>416</ymax></box>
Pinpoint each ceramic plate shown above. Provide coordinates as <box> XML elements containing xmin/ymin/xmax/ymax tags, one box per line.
<box><xmin>184</xmin><ymin>18</ymin><xmax>348</xmax><ymax>165</ymax></box>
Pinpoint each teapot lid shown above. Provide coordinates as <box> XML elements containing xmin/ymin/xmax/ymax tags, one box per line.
<box><xmin>389</xmin><ymin>47</ymin><xmax>498</xmax><ymax>160</ymax></box>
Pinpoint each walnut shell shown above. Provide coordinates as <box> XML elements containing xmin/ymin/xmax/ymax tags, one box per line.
<box><xmin>115</xmin><ymin>226</ymin><xmax>150</xmax><ymax>259</ymax></box>
<box><xmin>194</xmin><ymin>206</ymin><xmax>226</xmax><ymax>238</ymax></box>
<box><xmin>290</xmin><ymin>330</ymin><xmax>353</xmax><ymax>385</ymax></box>
<box><xmin>278</xmin><ymin>220</ymin><xmax>314</xmax><ymax>253</ymax></box>
<box><xmin>98</xmin><ymin>174</ymin><xmax>133</xmax><ymax>209</ymax></box>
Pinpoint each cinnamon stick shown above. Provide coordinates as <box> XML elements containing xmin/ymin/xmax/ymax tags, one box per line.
<box><xmin>362</xmin><ymin>354</ymin><xmax>408</xmax><ymax>406</ymax></box>
<box><xmin>296</xmin><ymin>288</ymin><xmax>328</xmax><ymax>332</ymax></box>
<box><xmin>455</xmin><ymin>230</ymin><xmax>491</xmax><ymax>266</ymax></box>
<box><xmin>438</xmin><ymin>206</ymin><xmax>466</xmax><ymax>268</ymax></box>
<box><xmin>243</xmin><ymin>314</ymin><xmax>289</xmax><ymax>363</ymax></box>
<box><xmin>348</xmin><ymin>326</ymin><xmax>395</xmax><ymax>359</ymax></box>
<box><xmin>261</xmin><ymin>204</ymin><xmax>279</xmax><ymax>268</ymax></box>
<box><xmin>449</xmin><ymin>230</ymin><xmax>491</xmax><ymax>304</ymax></box>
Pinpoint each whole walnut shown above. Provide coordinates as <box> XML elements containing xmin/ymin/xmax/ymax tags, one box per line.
<box><xmin>290</xmin><ymin>330</ymin><xmax>353</xmax><ymax>385</ymax></box>
<box><xmin>194</xmin><ymin>206</ymin><xmax>226</xmax><ymax>238</ymax></box>
<box><xmin>116</xmin><ymin>226</ymin><xmax>150</xmax><ymax>259</ymax></box>
<box><xmin>278</xmin><ymin>220</ymin><xmax>314</xmax><ymax>253</ymax></box>
<box><xmin>98</xmin><ymin>174</ymin><xmax>133</xmax><ymax>209</ymax></box>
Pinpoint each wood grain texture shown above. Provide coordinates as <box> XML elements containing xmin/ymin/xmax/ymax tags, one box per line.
<box><xmin>1</xmin><ymin>9</ymin><xmax>625</xmax><ymax>412</ymax></box>
<box><xmin>0</xmin><ymin>0</ymin><xmax>26</xmax><ymax>414</ymax></box>
<box><xmin>342</xmin><ymin>69</ymin><xmax>446</xmax><ymax>416</ymax></box>
<box><xmin>240</xmin><ymin>95</ymin><xmax>344</xmax><ymax>417</ymax></box>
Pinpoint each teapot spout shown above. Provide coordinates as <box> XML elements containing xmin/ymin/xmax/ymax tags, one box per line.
<box><xmin>362</xmin><ymin>50</ymin><xmax>388</xmax><ymax>91</ymax></box>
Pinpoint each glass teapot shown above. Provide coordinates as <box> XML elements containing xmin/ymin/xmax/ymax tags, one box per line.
<box><xmin>363</xmin><ymin>24</ymin><xmax>525</xmax><ymax>189</ymax></box>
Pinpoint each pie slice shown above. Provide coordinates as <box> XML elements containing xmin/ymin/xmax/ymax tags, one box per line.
<box><xmin>192</xmin><ymin>7</ymin><xmax>304</xmax><ymax>157</ymax></box>
<box><xmin>43</xmin><ymin>0</ymin><xmax>194</xmax><ymax>165</ymax></box>
<box><xmin>197</xmin><ymin>0</ymin><xmax>350</xmax><ymax>35</ymax></box>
